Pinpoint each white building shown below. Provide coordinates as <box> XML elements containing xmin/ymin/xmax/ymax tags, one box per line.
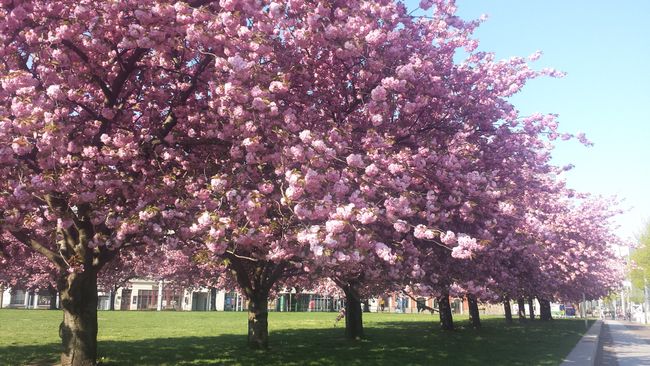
<box><xmin>0</xmin><ymin>288</ymin><xmax>57</xmax><ymax>309</ymax></box>
<box><xmin>1</xmin><ymin>280</ymin><xmax>228</xmax><ymax>312</ymax></box>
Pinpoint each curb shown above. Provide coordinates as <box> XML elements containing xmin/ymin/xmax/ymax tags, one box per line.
<box><xmin>560</xmin><ymin>320</ymin><xmax>602</xmax><ymax>366</ymax></box>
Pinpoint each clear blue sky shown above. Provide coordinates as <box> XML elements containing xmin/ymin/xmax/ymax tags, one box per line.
<box><xmin>406</xmin><ymin>0</ymin><xmax>650</xmax><ymax>241</ymax></box>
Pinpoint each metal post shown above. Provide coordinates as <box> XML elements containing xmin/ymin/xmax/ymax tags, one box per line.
<box><xmin>621</xmin><ymin>290</ymin><xmax>626</xmax><ymax>321</ymax></box>
<box><xmin>643</xmin><ymin>273</ymin><xmax>650</xmax><ymax>324</ymax></box>
<box><xmin>582</xmin><ymin>293</ymin><xmax>587</xmax><ymax>329</ymax></box>
<box><xmin>157</xmin><ymin>280</ymin><xmax>163</xmax><ymax>311</ymax></box>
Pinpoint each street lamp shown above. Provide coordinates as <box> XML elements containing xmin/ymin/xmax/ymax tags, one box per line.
<box><xmin>643</xmin><ymin>271</ymin><xmax>650</xmax><ymax>324</ymax></box>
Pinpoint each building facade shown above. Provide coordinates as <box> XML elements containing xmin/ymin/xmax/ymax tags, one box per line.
<box><xmin>1</xmin><ymin>282</ymin><xmax>498</xmax><ymax>315</ymax></box>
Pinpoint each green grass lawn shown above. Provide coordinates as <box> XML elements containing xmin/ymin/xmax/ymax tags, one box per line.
<box><xmin>0</xmin><ymin>309</ymin><xmax>591</xmax><ymax>365</ymax></box>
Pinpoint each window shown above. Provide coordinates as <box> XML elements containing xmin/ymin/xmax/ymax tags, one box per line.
<box><xmin>10</xmin><ymin>290</ymin><xmax>26</xmax><ymax>305</ymax></box>
<box><xmin>137</xmin><ymin>290</ymin><xmax>158</xmax><ymax>310</ymax></box>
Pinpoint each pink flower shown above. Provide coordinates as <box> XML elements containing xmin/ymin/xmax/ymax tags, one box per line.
<box><xmin>365</xmin><ymin>164</ymin><xmax>379</xmax><ymax>177</ymax></box>
<box><xmin>211</xmin><ymin>177</ymin><xmax>227</xmax><ymax>191</ymax></box>
<box><xmin>451</xmin><ymin>234</ymin><xmax>480</xmax><ymax>259</ymax></box>
<box><xmin>365</xmin><ymin>29</ymin><xmax>384</xmax><ymax>45</ymax></box>
<box><xmin>269</xmin><ymin>80</ymin><xmax>287</xmax><ymax>93</ymax></box>
<box><xmin>393</xmin><ymin>220</ymin><xmax>410</xmax><ymax>233</ymax></box>
<box><xmin>388</xmin><ymin>163</ymin><xmax>404</xmax><ymax>174</ymax></box>
<box><xmin>138</xmin><ymin>209</ymin><xmax>156</xmax><ymax>221</ymax></box>
<box><xmin>197</xmin><ymin>212</ymin><xmax>212</xmax><ymax>226</ymax></box>
<box><xmin>334</xmin><ymin>251</ymin><xmax>349</xmax><ymax>262</ymax></box>
<box><xmin>292</xmin><ymin>204</ymin><xmax>310</xmax><ymax>220</ymax></box>
<box><xmin>419</xmin><ymin>0</ymin><xmax>435</xmax><ymax>10</ymax></box>
<box><xmin>528</xmin><ymin>50</ymin><xmax>543</xmax><ymax>61</ymax></box>
<box><xmin>11</xmin><ymin>137</ymin><xmax>33</xmax><ymax>155</ymax></box>
<box><xmin>228</xmin><ymin>55</ymin><xmax>247</xmax><ymax>71</ymax></box>
<box><xmin>577</xmin><ymin>132</ymin><xmax>592</xmax><ymax>146</ymax></box>
<box><xmin>46</xmin><ymin>85</ymin><xmax>63</xmax><ymax>99</ymax></box>
<box><xmin>325</xmin><ymin>219</ymin><xmax>346</xmax><ymax>234</ymax></box>
<box><xmin>299</xmin><ymin>130</ymin><xmax>313</xmax><ymax>143</ymax></box>
<box><xmin>268</xmin><ymin>2</ymin><xmax>283</xmax><ymax>18</ymax></box>
<box><xmin>356</xmin><ymin>208</ymin><xmax>377</xmax><ymax>224</ymax></box>
<box><xmin>414</xmin><ymin>225</ymin><xmax>435</xmax><ymax>239</ymax></box>
<box><xmin>374</xmin><ymin>242</ymin><xmax>395</xmax><ymax>263</ymax></box>
<box><xmin>205</xmin><ymin>241</ymin><xmax>226</xmax><ymax>254</ymax></box>
<box><xmin>334</xmin><ymin>204</ymin><xmax>355</xmax><ymax>220</ymax></box>
<box><xmin>285</xmin><ymin>185</ymin><xmax>304</xmax><ymax>200</ymax></box>
<box><xmin>440</xmin><ymin>231</ymin><xmax>457</xmax><ymax>245</ymax></box>
<box><xmin>310</xmin><ymin>243</ymin><xmax>324</xmax><ymax>256</ymax></box>
<box><xmin>346</xmin><ymin>154</ymin><xmax>365</xmax><ymax>168</ymax></box>
<box><xmin>371</xmin><ymin>85</ymin><xmax>387</xmax><ymax>101</ymax></box>
<box><xmin>258</xmin><ymin>182</ymin><xmax>274</xmax><ymax>194</ymax></box>
<box><xmin>252</xmin><ymin>97</ymin><xmax>266</xmax><ymax>111</ymax></box>
<box><xmin>451</xmin><ymin>246</ymin><xmax>472</xmax><ymax>259</ymax></box>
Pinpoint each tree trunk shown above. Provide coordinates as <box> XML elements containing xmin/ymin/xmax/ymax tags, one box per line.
<box><xmin>247</xmin><ymin>292</ymin><xmax>269</xmax><ymax>349</ymax></box>
<box><xmin>517</xmin><ymin>298</ymin><xmax>526</xmax><ymax>322</ymax></box>
<box><xmin>503</xmin><ymin>299</ymin><xmax>513</xmax><ymax>323</ymax></box>
<box><xmin>438</xmin><ymin>292</ymin><xmax>454</xmax><ymax>331</ymax></box>
<box><xmin>59</xmin><ymin>270</ymin><xmax>99</xmax><ymax>366</ymax></box>
<box><xmin>528</xmin><ymin>298</ymin><xmax>535</xmax><ymax>320</ymax></box>
<box><xmin>539</xmin><ymin>298</ymin><xmax>552</xmax><ymax>321</ymax></box>
<box><xmin>467</xmin><ymin>294</ymin><xmax>481</xmax><ymax>329</ymax></box>
<box><xmin>50</xmin><ymin>294</ymin><xmax>59</xmax><ymax>310</ymax></box>
<box><xmin>363</xmin><ymin>300</ymin><xmax>370</xmax><ymax>313</ymax></box>
<box><xmin>47</xmin><ymin>284</ymin><xmax>58</xmax><ymax>310</ymax></box>
<box><xmin>210</xmin><ymin>287</ymin><xmax>217</xmax><ymax>311</ymax></box>
<box><xmin>109</xmin><ymin>289</ymin><xmax>116</xmax><ymax>311</ymax></box>
<box><xmin>343</xmin><ymin>286</ymin><xmax>364</xmax><ymax>340</ymax></box>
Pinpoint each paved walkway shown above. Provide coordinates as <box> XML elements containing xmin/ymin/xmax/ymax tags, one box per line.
<box><xmin>596</xmin><ymin>320</ymin><xmax>650</xmax><ymax>366</ymax></box>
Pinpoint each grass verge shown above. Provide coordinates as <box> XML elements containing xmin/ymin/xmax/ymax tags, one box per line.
<box><xmin>0</xmin><ymin>309</ymin><xmax>591</xmax><ymax>365</ymax></box>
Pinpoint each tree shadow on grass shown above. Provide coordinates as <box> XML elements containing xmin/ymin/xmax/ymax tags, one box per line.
<box><xmin>0</xmin><ymin>318</ymin><xmax>589</xmax><ymax>366</ymax></box>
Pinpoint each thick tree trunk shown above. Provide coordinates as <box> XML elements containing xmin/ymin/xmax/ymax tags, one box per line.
<box><xmin>343</xmin><ymin>287</ymin><xmax>364</xmax><ymax>340</ymax></box>
<box><xmin>528</xmin><ymin>298</ymin><xmax>535</xmax><ymax>320</ymax></box>
<box><xmin>517</xmin><ymin>298</ymin><xmax>526</xmax><ymax>322</ymax></box>
<box><xmin>438</xmin><ymin>292</ymin><xmax>454</xmax><ymax>331</ymax></box>
<box><xmin>247</xmin><ymin>292</ymin><xmax>269</xmax><ymax>349</ymax></box>
<box><xmin>539</xmin><ymin>298</ymin><xmax>552</xmax><ymax>321</ymax></box>
<box><xmin>504</xmin><ymin>299</ymin><xmax>513</xmax><ymax>323</ymax></box>
<box><xmin>59</xmin><ymin>270</ymin><xmax>99</xmax><ymax>366</ymax></box>
<box><xmin>467</xmin><ymin>294</ymin><xmax>481</xmax><ymax>329</ymax></box>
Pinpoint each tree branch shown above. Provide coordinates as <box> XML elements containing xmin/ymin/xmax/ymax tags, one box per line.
<box><xmin>61</xmin><ymin>39</ymin><xmax>112</xmax><ymax>101</ymax></box>
<box><xmin>9</xmin><ymin>230</ymin><xmax>67</xmax><ymax>269</ymax></box>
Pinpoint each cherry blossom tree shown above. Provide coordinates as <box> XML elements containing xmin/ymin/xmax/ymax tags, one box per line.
<box><xmin>175</xmin><ymin>0</ymin><xmax>560</xmax><ymax>346</ymax></box>
<box><xmin>0</xmin><ymin>0</ymin><xmax>229</xmax><ymax>363</ymax></box>
<box><xmin>1</xmin><ymin>0</ymin><xmax>627</xmax><ymax>361</ymax></box>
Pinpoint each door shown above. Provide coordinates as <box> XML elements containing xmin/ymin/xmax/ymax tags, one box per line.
<box><xmin>120</xmin><ymin>289</ymin><xmax>132</xmax><ymax>310</ymax></box>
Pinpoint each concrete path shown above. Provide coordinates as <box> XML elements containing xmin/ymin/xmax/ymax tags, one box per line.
<box><xmin>596</xmin><ymin>320</ymin><xmax>650</xmax><ymax>366</ymax></box>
